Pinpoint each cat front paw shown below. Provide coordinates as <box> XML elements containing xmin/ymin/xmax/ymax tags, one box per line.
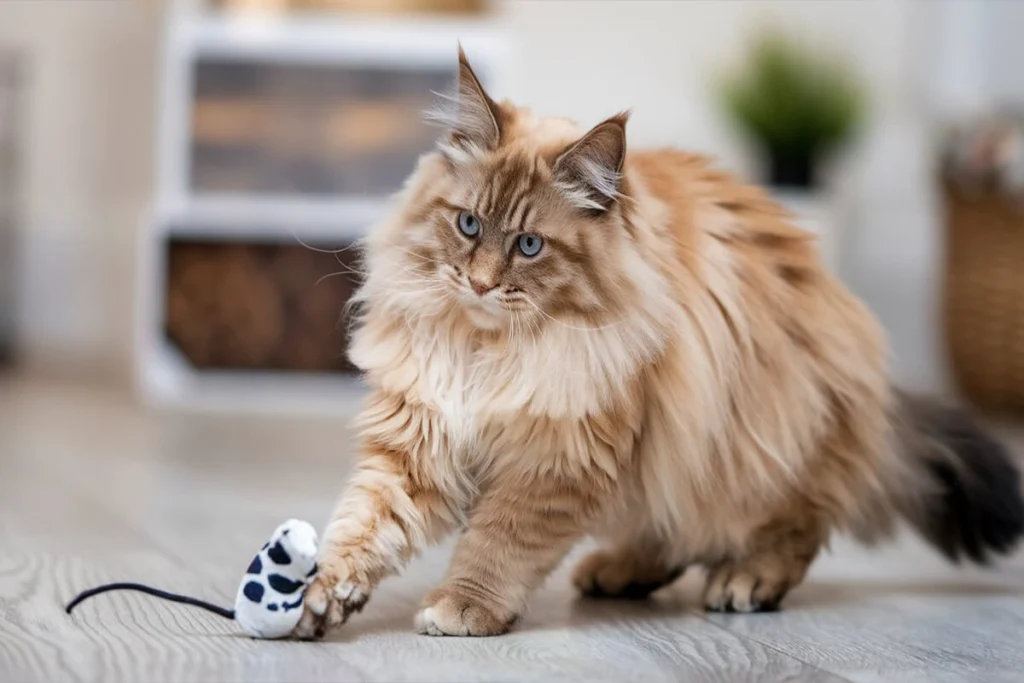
<box><xmin>291</xmin><ymin>562</ymin><xmax>370</xmax><ymax>640</ymax></box>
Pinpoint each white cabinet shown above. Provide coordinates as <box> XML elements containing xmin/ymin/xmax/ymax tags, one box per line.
<box><xmin>136</xmin><ymin>8</ymin><xmax>503</xmax><ymax>412</ymax></box>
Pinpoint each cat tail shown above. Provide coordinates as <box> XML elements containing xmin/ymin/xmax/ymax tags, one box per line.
<box><xmin>871</xmin><ymin>391</ymin><xmax>1024</xmax><ymax>564</ymax></box>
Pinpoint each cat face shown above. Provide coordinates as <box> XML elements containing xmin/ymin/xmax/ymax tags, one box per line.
<box><xmin>363</xmin><ymin>48</ymin><xmax>633</xmax><ymax>332</ymax></box>
<box><xmin>423</xmin><ymin>148</ymin><xmax>618</xmax><ymax>330</ymax></box>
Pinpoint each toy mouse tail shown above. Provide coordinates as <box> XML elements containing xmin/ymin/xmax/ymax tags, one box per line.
<box><xmin>65</xmin><ymin>582</ymin><xmax>236</xmax><ymax>620</ymax></box>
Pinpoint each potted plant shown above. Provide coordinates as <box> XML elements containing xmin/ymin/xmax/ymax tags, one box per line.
<box><xmin>718</xmin><ymin>30</ymin><xmax>865</xmax><ymax>191</ymax></box>
<box><xmin>717</xmin><ymin>30</ymin><xmax>865</xmax><ymax>274</ymax></box>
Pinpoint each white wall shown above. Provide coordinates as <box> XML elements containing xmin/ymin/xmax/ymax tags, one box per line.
<box><xmin>0</xmin><ymin>0</ymin><xmax>164</xmax><ymax>376</ymax></box>
<box><xmin>2</xmin><ymin>0</ymin><xmax>1011</xmax><ymax>394</ymax></box>
<box><xmin>502</xmin><ymin>0</ymin><xmax>949</xmax><ymax>393</ymax></box>
<box><xmin>501</xmin><ymin>0</ymin><xmax>924</xmax><ymax>166</ymax></box>
<box><xmin>983</xmin><ymin>1</ymin><xmax>1024</xmax><ymax>107</ymax></box>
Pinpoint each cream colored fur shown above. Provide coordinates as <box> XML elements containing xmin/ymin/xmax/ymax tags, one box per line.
<box><xmin>292</xmin><ymin>51</ymin><xmax>910</xmax><ymax>639</ymax></box>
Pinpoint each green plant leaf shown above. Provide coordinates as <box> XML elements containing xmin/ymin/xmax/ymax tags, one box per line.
<box><xmin>718</xmin><ymin>31</ymin><xmax>865</xmax><ymax>159</ymax></box>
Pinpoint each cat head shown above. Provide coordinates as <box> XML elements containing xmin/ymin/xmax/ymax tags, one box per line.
<box><xmin>359</xmin><ymin>48</ymin><xmax>641</xmax><ymax>333</ymax></box>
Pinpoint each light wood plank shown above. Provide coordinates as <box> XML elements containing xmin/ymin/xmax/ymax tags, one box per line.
<box><xmin>4</xmin><ymin>375</ymin><xmax>1024</xmax><ymax>682</ymax></box>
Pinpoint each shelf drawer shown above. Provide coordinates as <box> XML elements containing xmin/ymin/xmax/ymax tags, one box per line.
<box><xmin>164</xmin><ymin>238</ymin><xmax>362</xmax><ymax>373</ymax></box>
<box><xmin>188</xmin><ymin>58</ymin><xmax>452</xmax><ymax>197</ymax></box>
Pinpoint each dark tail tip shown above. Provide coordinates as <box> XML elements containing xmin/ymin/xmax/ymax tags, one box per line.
<box><xmin>914</xmin><ymin>405</ymin><xmax>1024</xmax><ymax>565</ymax></box>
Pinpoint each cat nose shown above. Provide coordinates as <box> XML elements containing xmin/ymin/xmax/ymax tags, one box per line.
<box><xmin>469</xmin><ymin>278</ymin><xmax>496</xmax><ymax>296</ymax></box>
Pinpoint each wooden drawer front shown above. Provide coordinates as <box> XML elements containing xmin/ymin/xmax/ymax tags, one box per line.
<box><xmin>164</xmin><ymin>239</ymin><xmax>362</xmax><ymax>372</ymax></box>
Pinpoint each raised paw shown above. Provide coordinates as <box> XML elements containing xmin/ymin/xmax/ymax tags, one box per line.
<box><xmin>572</xmin><ymin>549</ymin><xmax>684</xmax><ymax>600</ymax></box>
<box><xmin>414</xmin><ymin>586</ymin><xmax>514</xmax><ymax>637</ymax></box>
<box><xmin>291</xmin><ymin>564</ymin><xmax>370</xmax><ymax>640</ymax></box>
<box><xmin>703</xmin><ymin>560</ymin><xmax>800</xmax><ymax>613</ymax></box>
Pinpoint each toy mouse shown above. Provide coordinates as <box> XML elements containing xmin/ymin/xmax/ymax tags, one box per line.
<box><xmin>66</xmin><ymin>519</ymin><xmax>320</xmax><ymax>639</ymax></box>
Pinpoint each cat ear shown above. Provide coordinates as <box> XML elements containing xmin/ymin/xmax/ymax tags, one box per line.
<box><xmin>553</xmin><ymin>113</ymin><xmax>629</xmax><ymax>212</ymax></box>
<box><xmin>432</xmin><ymin>45</ymin><xmax>504</xmax><ymax>162</ymax></box>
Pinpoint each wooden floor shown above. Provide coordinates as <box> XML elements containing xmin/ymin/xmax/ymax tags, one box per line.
<box><xmin>2</xmin><ymin>375</ymin><xmax>1024</xmax><ymax>683</ymax></box>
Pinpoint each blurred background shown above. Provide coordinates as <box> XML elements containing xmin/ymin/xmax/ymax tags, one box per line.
<box><xmin>0</xmin><ymin>0</ymin><xmax>1023</xmax><ymax>417</ymax></box>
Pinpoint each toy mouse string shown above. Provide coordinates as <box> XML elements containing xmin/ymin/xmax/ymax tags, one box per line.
<box><xmin>65</xmin><ymin>582</ymin><xmax>236</xmax><ymax>620</ymax></box>
<box><xmin>64</xmin><ymin>519</ymin><xmax>320</xmax><ymax>639</ymax></box>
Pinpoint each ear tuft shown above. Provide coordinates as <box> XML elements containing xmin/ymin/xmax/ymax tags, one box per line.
<box><xmin>553</xmin><ymin>112</ymin><xmax>629</xmax><ymax>212</ymax></box>
<box><xmin>425</xmin><ymin>45</ymin><xmax>504</xmax><ymax>164</ymax></box>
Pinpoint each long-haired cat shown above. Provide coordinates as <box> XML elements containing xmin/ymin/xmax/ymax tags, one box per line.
<box><xmin>293</xmin><ymin>49</ymin><xmax>1024</xmax><ymax>638</ymax></box>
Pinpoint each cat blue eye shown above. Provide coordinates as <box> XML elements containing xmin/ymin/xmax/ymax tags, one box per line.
<box><xmin>458</xmin><ymin>211</ymin><xmax>480</xmax><ymax>237</ymax></box>
<box><xmin>518</xmin><ymin>234</ymin><xmax>543</xmax><ymax>257</ymax></box>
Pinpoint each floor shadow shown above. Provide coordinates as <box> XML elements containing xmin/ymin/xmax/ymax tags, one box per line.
<box><xmin>545</xmin><ymin>577</ymin><xmax>1024</xmax><ymax>631</ymax></box>
<box><xmin>788</xmin><ymin>579</ymin><xmax>1024</xmax><ymax>609</ymax></box>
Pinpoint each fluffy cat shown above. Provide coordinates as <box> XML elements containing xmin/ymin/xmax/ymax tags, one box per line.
<box><xmin>293</xmin><ymin>49</ymin><xmax>1024</xmax><ymax>638</ymax></box>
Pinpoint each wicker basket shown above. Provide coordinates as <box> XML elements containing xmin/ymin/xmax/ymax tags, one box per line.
<box><xmin>943</xmin><ymin>183</ymin><xmax>1024</xmax><ymax>415</ymax></box>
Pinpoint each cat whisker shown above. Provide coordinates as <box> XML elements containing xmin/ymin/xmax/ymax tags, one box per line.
<box><xmin>293</xmin><ymin>233</ymin><xmax>365</xmax><ymax>277</ymax></box>
<box><xmin>395</xmin><ymin>246</ymin><xmax>447</xmax><ymax>267</ymax></box>
<box><xmin>385</xmin><ymin>264</ymin><xmax>430</xmax><ymax>280</ymax></box>
<box><xmin>520</xmin><ymin>295</ymin><xmax>626</xmax><ymax>333</ymax></box>
<box><xmin>507</xmin><ymin>307</ymin><xmax>521</xmax><ymax>352</ymax></box>
<box><xmin>388</xmin><ymin>283</ymin><xmax>452</xmax><ymax>295</ymax></box>
<box><xmin>315</xmin><ymin>269</ymin><xmax>363</xmax><ymax>287</ymax></box>
<box><xmin>523</xmin><ymin>309</ymin><xmax>542</xmax><ymax>346</ymax></box>
<box><xmin>291</xmin><ymin>232</ymin><xmax>363</xmax><ymax>256</ymax></box>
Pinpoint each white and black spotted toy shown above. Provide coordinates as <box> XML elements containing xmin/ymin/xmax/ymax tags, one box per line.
<box><xmin>234</xmin><ymin>519</ymin><xmax>319</xmax><ymax>638</ymax></box>
<box><xmin>66</xmin><ymin>519</ymin><xmax>321</xmax><ymax>640</ymax></box>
